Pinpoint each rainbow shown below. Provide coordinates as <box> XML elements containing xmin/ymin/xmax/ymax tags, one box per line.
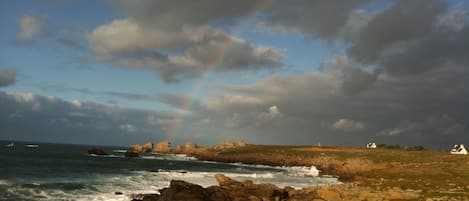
<box><xmin>164</xmin><ymin>0</ymin><xmax>272</xmax><ymax>141</ymax></box>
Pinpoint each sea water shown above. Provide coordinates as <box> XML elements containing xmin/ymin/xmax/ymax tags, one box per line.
<box><xmin>0</xmin><ymin>141</ymin><xmax>338</xmax><ymax>201</ymax></box>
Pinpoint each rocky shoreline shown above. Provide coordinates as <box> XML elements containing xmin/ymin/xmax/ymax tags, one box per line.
<box><xmin>111</xmin><ymin>140</ymin><xmax>468</xmax><ymax>201</ymax></box>
<box><xmin>129</xmin><ymin>174</ymin><xmax>419</xmax><ymax>201</ymax></box>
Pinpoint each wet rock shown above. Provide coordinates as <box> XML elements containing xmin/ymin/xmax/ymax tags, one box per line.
<box><xmin>130</xmin><ymin>193</ymin><xmax>160</xmax><ymax>201</ymax></box>
<box><xmin>125</xmin><ymin>151</ymin><xmax>139</xmax><ymax>158</ymax></box>
<box><xmin>114</xmin><ymin>191</ymin><xmax>123</xmax><ymax>195</ymax></box>
<box><xmin>87</xmin><ymin>148</ymin><xmax>107</xmax><ymax>155</ymax></box>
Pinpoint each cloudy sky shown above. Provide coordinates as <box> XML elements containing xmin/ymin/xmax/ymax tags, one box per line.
<box><xmin>1</xmin><ymin>0</ymin><xmax>468</xmax><ymax>149</ymax></box>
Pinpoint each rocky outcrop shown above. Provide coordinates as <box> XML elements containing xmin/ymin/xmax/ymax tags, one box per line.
<box><xmin>126</xmin><ymin>141</ymin><xmax>154</xmax><ymax>153</ymax></box>
<box><xmin>174</xmin><ymin>142</ymin><xmax>198</xmax><ymax>153</ymax></box>
<box><xmin>127</xmin><ymin>144</ymin><xmax>143</xmax><ymax>153</ymax></box>
<box><xmin>87</xmin><ymin>148</ymin><xmax>107</xmax><ymax>155</ymax></box>
<box><xmin>142</xmin><ymin>141</ymin><xmax>153</xmax><ymax>152</ymax></box>
<box><xmin>129</xmin><ymin>174</ymin><xmax>420</xmax><ymax>201</ymax></box>
<box><xmin>159</xmin><ymin>180</ymin><xmax>212</xmax><ymax>201</ymax></box>
<box><xmin>153</xmin><ymin>141</ymin><xmax>172</xmax><ymax>153</ymax></box>
<box><xmin>214</xmin><ymin>140</ymin><xmax>247</xmax><ymax>150</ymax></box>
<box><xmin>235</xmin><ymin>140</ymin><xmax>246</xmax><ymax>147</ymax></box>
<box><xmin>215</xmin><ymin>140</ymin><xmax>235</xmax><ymax>149</ymax></box>
<box><xmin>208</xmin><ymin>174</ymin><xmax>285</xmax><ymax>201</ymax></box>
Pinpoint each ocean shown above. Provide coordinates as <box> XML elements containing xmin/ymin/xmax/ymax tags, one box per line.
<box><xmin>0</xmin><ymin>141</ymin><xmax>338</xmax><ymax>201</ymax></box>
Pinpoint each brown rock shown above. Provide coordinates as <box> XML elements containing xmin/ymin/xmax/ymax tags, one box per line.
<box><xmin>183</xmin><ymin>142</ymin><xmax>197</xmax><ymax>150</ymax></box>
<box><xmin>317</xmin><ymin>188</ymin><xmax>341</xmax><ymax>201</ymax></box>
<box><xmin>215</xmin><ymin>174</ymin><xmax>235</xmax><ymax>186</ymax></box>
<box><xmin>142</xmin><ymin>141</ymin><xmax>153</xmax><ymax>152</ymax></box>
<box><xmin>128</xmin><ymin>144</ymin><xmax>143</xmax><ymax>153</ymax></box>
<box><xmin>248</xmin><ymin>195</ymin><xmax>261</xmax><ymax>201</ymax></box>
<box><xmin>283</xmin><ymin>186</ymin><xmax>296</xmax><ymax>198</ymax></box>
<box><xmin>158</xmin><ymin>180</ymin><xmax>211</xmax><ymax>201</ymax></box>
<box><xmin>175</xmin><ymin>142</ymin><xmax>198</xmax><ymax>153</ymax></box>
<box><xmin>215</xmin><ymin>140</ymin><xmax>236</xmax><ymax>149</ymax></box>
<box><xmin>206</xmin><ymin>186</ymin><xmax>230</xmax><ymax>201</ymax></box>
<box><xmin>249</xmin><ymin>183</ymin><xmax>283</xmax><ymax>200</ymax></box>
<box><xmin>87</xmin><ymin>148</ymin><xmax>107</xmax><ymax>155</ymax></box>
<box><xmin>174</xmin><ymin>145</ymin><xmax>183</xmax><ymax>153</ymax></box>
<box><xmin>153</xmin><ymin>141</ymin><xmax>172</xmax><ymax>153</ymax></box>
<box><xmin>235</xmin><ymin>140</ymin><xmax>247</xmax><ymax>147</ymax></box>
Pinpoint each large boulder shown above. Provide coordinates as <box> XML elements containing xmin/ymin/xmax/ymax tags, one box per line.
<box><xmin>142</xmin><ymin>141</ymin><xmax>153</xmax><ymax>152</ymax></box>
<box><xmin>125</xmin><ymin>151</ymin><xmax>139</xmax><ymax>158</ymax></box>
<box><xmin>210</xmin><ymin>174</ymin><xmax>284</xmax><ymax>201</ymax></box>
<box><xmin>87</xmin><ymin>148</ymin><xmax>107</xmax><ymax>156</ymax></box>
<box><xmin>153</xmin><ymin>141</ymin><xmax>172</xmax><ymax>153</ymax></box>
<box><xmin>128</xmin><ymin>144</ymin><xmax>143</xmax><ymax>153</ymax></box>
<box><xmin>157</xmin><ymin>180</ymin><xmax>211</xmax><ymax>201</ymax></box>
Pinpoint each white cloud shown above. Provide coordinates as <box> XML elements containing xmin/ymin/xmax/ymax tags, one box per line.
<box><xmin>332</xmin><ymin>118</ymin><xmax>366</xmax><ymax>132</ymax></box>
<box><xmin>16</xmin><ymin>13</ymin><xmax>47</xmax><ymax>42</ymax></box>
<box><xmin>87</xmin><ymin>13</ymin><xmax>283</xmax><ymax>82</ymax></box>
<box><xmin>256</xmin><ymin>105</ymin><xmax>283</xmax><ymax>127</ymax></box>
<box><xmin>70</xmin><ymin>100</ymin><xmax>82</xmax><ymax>108</ymax></box>
<box><xmin>10</xmin><ymin>92</ymin><xmax>35</xmax><ymax>103</ymax></box>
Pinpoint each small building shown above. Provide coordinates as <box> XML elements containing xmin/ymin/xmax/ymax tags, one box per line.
<box><xmin>366</xmin><ymin>142</ymin><xmax>377</xmax><ymax>149</ymax></box>
<box><xmin>450</xmin><ymin>144</ymin><xmax>468</xmax><ymax>155</ymax></box>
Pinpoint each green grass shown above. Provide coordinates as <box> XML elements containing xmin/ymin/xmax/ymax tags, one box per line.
<box><xmin>197</xmin><ymin>145</ymin><xmax>469</xmax><ymax>199</ymax></box>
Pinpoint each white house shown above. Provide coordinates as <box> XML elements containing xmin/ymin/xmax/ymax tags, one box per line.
<box><xmin>450</xmin><ymin>144</ymin><xmax>468</xmax><ymax>155</ymax></box>
<box><xmin>366</xmin><ymin>142</ymin><xmax>377</xmax><ymax>149</ymax></box>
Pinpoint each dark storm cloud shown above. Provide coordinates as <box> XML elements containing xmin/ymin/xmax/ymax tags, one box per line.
<box><xmin>112</xmin><ymin>0</ymin><xmax>263</xmax><ymax>28</ymax></box>
<box><xmin>258</xmin><ymin>0</ymin><xmax>469</xmax><ymax>79</ymax></box>
<box><xmin>0</xmin><ymin>69</ymin><xmax>16</xmax><ymax>87</ymax></box>
<box><xmin>259</xmin><ymin>0</ymin><xmax>370</xmax><ymax>39</ymax></box>
<box><xmin>347</xmin><ymin>0</ymin><xmax>446</xmax><ymax>63</ymax></box>
<box><xmin>0</xmin><ymin>92</ymin><xmax>176</xmax><ymax>146</ymax></box>
<box><xmin>198</xmin><ymin>62</ymin><xmax>469</xmax><ymax>148</ymax></box>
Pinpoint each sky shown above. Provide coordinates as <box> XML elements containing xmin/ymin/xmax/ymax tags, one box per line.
<box><xmin>0</xmin><ymin>0</ymin><xmax>468</xmax><ymax>149</ymax></box>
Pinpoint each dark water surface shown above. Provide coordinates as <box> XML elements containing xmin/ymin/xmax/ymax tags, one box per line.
<box><xmin>0</xmin><ymin>140</ymin><xmax>337</xmax><ymax>201</ymax></box>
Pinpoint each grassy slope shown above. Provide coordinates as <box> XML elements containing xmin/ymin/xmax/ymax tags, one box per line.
<box><xmin>189</xmin><ymin>145</ymin><xmax>469</xmax><ymax>199</ymax></box>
